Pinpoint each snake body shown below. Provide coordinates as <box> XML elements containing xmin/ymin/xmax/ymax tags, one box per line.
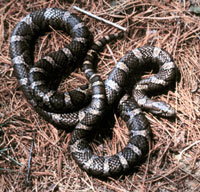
<box><xmin>10</xmin><ymin>8</ymin><xmax>95</xmax><ymax>130</ymax></box>
<box><xmin>70</xmin><ymin>44</ymin><xmax>176</xmax><ymax>176</ymax></box>
<box><xmin>10</xmin><ymin>8</ymin><xmax>177</xmax><ymax>177</ymax></box>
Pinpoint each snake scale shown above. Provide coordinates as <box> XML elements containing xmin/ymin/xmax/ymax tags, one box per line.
<box><xmin>10</xmin><ymin>8</ymin><xmax>177</xmax><ymax>177</ymax></box>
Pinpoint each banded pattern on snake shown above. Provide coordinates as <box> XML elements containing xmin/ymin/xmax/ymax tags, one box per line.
<box><xmin>10</xmin><ymin>8</ymin><xmax>177</xmax><ymax>177</ymax></box>
<box><xmin>70</xmin><ymin>44</ymin><xmax>176</xmax><ymax>176</ymax></box>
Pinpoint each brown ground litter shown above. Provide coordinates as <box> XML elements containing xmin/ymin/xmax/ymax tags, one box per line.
<box><xmin>0</xmin><ymin>0</ymin><xmax>200</xmax><ymax>191</ymax></box>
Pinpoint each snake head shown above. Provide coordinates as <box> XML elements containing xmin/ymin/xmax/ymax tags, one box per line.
<box><xmin>150</xmin><ymin>101</ymin><xmax>176</xmax><ymax>117</ymax></box>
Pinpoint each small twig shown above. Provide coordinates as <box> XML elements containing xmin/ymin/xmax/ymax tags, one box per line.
<box><xmin>177</xmin><ymin>140</ymin><xmax>200</xmax><ymax>162</ymax></box>
<box><xmin>25</xmin><ymin>135</ymin><xmax>35</xmax><ymax>185</ymax></box>
<box><xmin>73</xmin><ymin>6</ymin><xmax>127</xmax><ymax>32</ymax></box>
<box><xmin>106</xmin><ymin>44</ymin><xmax>117</xmax><ymax>65</ymax></box>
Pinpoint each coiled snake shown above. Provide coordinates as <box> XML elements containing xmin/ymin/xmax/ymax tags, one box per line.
<box><xmin>10</xmin><ymin>8</ymin><xmax>177</xmax><ymax>177</ymax></box>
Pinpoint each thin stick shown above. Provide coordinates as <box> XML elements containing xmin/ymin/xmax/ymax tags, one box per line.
<box><xmin>178</xmin><ymin>140</ymin><xmax>200</xmax><ymax>162</ymax></box>
<box><xmin>73</xmin><ymin>6</ymin><xmax>127</xmax><ymax>32</ymax></box>
<box><xmin>25</xmin><ymin>136</ymin><xmax>35</xmax><ymax>185</ymax></box>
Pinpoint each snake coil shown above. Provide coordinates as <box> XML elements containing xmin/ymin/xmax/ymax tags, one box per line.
<box><xmin>10</xmin><ymin>8</ymin><xmax>177</xmax><ymax>177</ymax></box>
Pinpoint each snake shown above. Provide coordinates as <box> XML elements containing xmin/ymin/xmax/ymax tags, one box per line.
<box><xmin>10</xmin><ymin>8</ymin><xmax>177</xmax><ymax>177</ymax></box>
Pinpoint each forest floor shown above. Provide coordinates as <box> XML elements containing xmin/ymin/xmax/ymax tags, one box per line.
<box><xmin>0</xmin><ymin>0</ymin><xmax>200</xmax><ymax>191</ymax></box>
